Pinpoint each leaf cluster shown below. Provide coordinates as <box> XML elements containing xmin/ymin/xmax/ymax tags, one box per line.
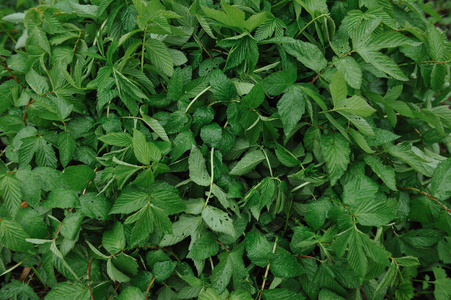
<box><xmin>0</xmin><ymin>0</ymin><xmax>451</xmax><ymax>299</ymax></box>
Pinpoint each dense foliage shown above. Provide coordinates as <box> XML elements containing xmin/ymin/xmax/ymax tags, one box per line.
<box><xmin>1</xmin><ymin>0</ymin><xmax>451</xmax><ymax>299</ymax></box>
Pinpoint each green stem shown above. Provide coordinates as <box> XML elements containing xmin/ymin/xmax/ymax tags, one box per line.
<box><xmin>260</xmin><ymin>146</ymin><xmax>273</xmax><ymax>177</ymax></box>
<box><xmin>185</xmin><ymin>86</ymin><xmax>211</xmax><ymax>114</ymax></box>
<box><xmin>204</xmin><ymin>147</ymin><xmax>215</xmax><ymax>208</ymax></box>
<box><xmin>141</xmin><ymin>24</ymin><xmax>148</xmax><ymax>72</ymax></box>
<box><xmin>295</xmin><ymin>13</ymin><xmax>330</xmax><ymax>39</ymax></box>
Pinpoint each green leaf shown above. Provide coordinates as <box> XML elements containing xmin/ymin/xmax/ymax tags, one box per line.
<box><xmin>210</xmin><ymin>70</ymin><xmax>236</xmax><ymax>102</ymax></box>
<box><xmin>107</xmin><ymin>258</ymin><xmax>130</xmax><ymax>282</ymax></box>
<box><xmin>364</xmin><ymin>155</ymin><xmax>397</xmax><ymax>191</ymax></box>
<box><xmin>79</xmin><ymin>193</ymin><xmax>112</xmax><ymax>221</ymax></box>
<box><xmin>342</xmin><ymin>176</ymin><xmax>378</xmax><ymax>206</ymax></box>
<box><xmin>99</xmin><ymin>132</ymin><xmax>133</xmax><ymax>147</ymax></box>
<box><xmin>43</xmin><ymin>189</ymin><xmax>79</xmax><ymax>209</ymax></box>
<box><xmin>63</xmin><ymin>165</ymin><xmax>95</xmax><ymax>191</ymax></box>
<box><xmin>189</xmin><ymin>146</ymin><xmax>210</xmax><ymax>186</ymax></box>
<box><xmin>349</xmin><ymin>128</ymin><xmax>374</xmax><ymax>154</ymax></box>
<box><xmin>0</xmin><ymin>218</ymin><xmax>33</xmax><ymax>253</ymax></box>
<box><xmin>262</xmin><ymin>70</ymin><xmax>296</xmax><ymax>96</ymax></box>
<box><xmin>186</xmin><ymin>231</ymin><xmax>219</xmax><ymax>260</ymax></box>
<box><xmin>283</xmin><ymin>40</ymin><xmax>328</xmax><ymax>73</ymax></box>
<box><xmin>103</xmin><ymin>222</ymin><xmax>126</xmax><ymax>254</ymax></box>
<box><xmin>353</xmin><ymin>199</ymin><xmax>397</xmax><ymax>226</ymax></box>
<box><xmin>0</xmin><ymin>280</ymin><xmax>39</xmax><ymax>300</ymax></box>
<box><xmin>334</xmin><ymin>95</ymin><xmax>376</xmax><ymax>117</ymax></box>
<box><xmin>229</xmin><ymin>150</ymin><xmax>265</xmax><ymax>176</ymax></box>
<box><xmin>26</xmin><ymin>68</ymin><xmax>49</xmax><ymax>95</ymax></box>
<box><xmin>431</xmin><ymin>158</ymin><xmax>451</xmax><ymax>200</ymax></box>
<box><xmin>145</xmin><ymin>38</ymin><xmax>174</xmax><ymax>77</ymax></box>
<box><xmin>245</xmin><ymin>232</ymin><xmax>274</xmax><ymax>267</ymax></box>
<box><xmin>277</xmin><ymin>86</ymin><xmax>305</xmax><ymax>135</ymax></box>
<box><xmin>58</xmin><ymin>132</ymin><xmax>76</xmax><ymax>167</ymax></box>
<box><xmin>133</xmin><ymin>129</ymin><xmax>151</xmax><ymax>165</ymax></box>
<box><xmin>270</xmin><ymin>248</ymin><xmax>304</xmax><ymax>278</ymax></box>
<box><xmin>141</xmin><ymin>115</ymin><xmax>170</xmax><ymax>143</ymax></box>
<box><xmin>202</xmin><ymin>206</ymin><xmax>236</xmax><ymax>238</ymax></box>
<box><xmin>241</xmin><ymin>83</ymin><xmax>264</xmax><ymax>109</ymax></box>
<box><xmin>357</xmin><ymin>49</ymin><xmax>408</xmax><ymax>81</ymax></box>
<box><xmin>385</xmin><ymin>142</ymin><xmax>435</xmax><ymax>177</ymax></box>
<box><xmin>262</xmin><ymin>288</ymin><xmax>304</xmax><ymax>300</ymax></box>
<box><xmin>60</xmin><ymin>211</ymin><xmax>84</xmax><ymax>240</ymax></box>
<box><xmin>44</xmin><ymin>282</ymin><xmax>90</xmax><ymax>300</ymax></box>
<box><xmin>0</xmin><ymin>175</ymin><xmax>22</xmax><ymax>217</ymax></box>
<box><xmin>117</xmin><ymin>287</ymin><xmax>144</xmax><ymax>300</ymax></box>
<box><xmin>335</xmin><ymin>56</ymin><xmax>362</xmax><ymax>89</ymax></box>
<box><xmin>110</xmin><ymin>188</ymin><xmax>148</xmax><ymax>214</ymax></box>
<box><xmin>19</xmin><ymin>136</ymin><xmax>39</xmax><ymax>168</ymax></box>
<box><xmin>160</xmin><ymin>214</ymin><xmax>202</xmax><ymax>247</ymax></box>
<box><xmin>320</xmin><ymin>132</ymin><xmax>350</xmax><ymax>186</ymax></box>
<box><xmin>111</xmin><ymin>182</ymin><xmax>185</xmax><ymax>216</ymax></box>
<box><xmin>153</xmin><ymin>261</ymin><xmax>177</xmax><ymax>282</ymax></box>
<box><xmin>211</xmin><ymin>244</ymin><xmax>246</xmax><ymax>293</ymax></box>
<box><xmin>330</xmin><ymin>71</ymin><xmax>347</xmax><ymax>105</ymax></box>
<box><xmin>200</xmin><ymin>123</ymin><xmax>223</xmax><ymax>148</ymax></box>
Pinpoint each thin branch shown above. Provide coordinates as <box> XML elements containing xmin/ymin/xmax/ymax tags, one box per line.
<box><xmin>295</xmin><ymin>13</ymin><xmax>330</xmax><ymax>39</ymax></box>
<box><xmin>299</xmin><ymin>255</ymin><xmax>322</xmax><ymax>262</ymax></box>
<box><xmin>310</xmin><ymin>50</ymin><xmax>355</xmax><ymax>85</ymax></box>
<box><xmin>0</xmin><ymin>23</ymin><xmax>17</xmax><ymax>44</ymax></box>
<box><xmin>145</xmin><ymin>276</ymin><xmax>156</xmax><ymax>300</ymax></box>
<box><xmin>87</xmin><ymin>257</ymin><xmax>94</xmax><ymax>300</ymax></box>
<box><xmin>185</xmin><ymin>86</ymin><xmax>211</xmax><ymax>114</ymax></box>
<box><xmin>204</xmin><ymin>147</ymin><xmax>215</xmax><ymax>208</ymax></box>
<box><xmin>399</xmin><ymin>186</ymin><xmax>451</xmax><ymax>214</ymax></box>
<box><xmin>107</xmin><ymin>283</ymin><xmax>121</xmax><ymax>300</ymax></box>
<box><xmin>0</xmin><ymin>56</ymin><xmax>25</xmax><ymax>89</ymax></box>
<box><xmin>258</xmin><ymin>237</ymin><xmax>278</xmax><ymax>300</ymax></box>
<box><xmin>217</xmin><ymin>240</ymin><xmax>229</xmax><ymax>252</ymax></box>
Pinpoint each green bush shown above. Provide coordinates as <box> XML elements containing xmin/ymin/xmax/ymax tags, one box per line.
<box><xmin>0</xmin><ymin>0</ymin><xmax>450</xmax><ymax>299</ymax></box>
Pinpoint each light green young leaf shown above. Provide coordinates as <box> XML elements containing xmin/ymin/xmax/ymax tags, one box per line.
<box><xmin>364</xmin><ymin>155</ymin><xmax>397</xmax><ymax>191</ymax></box>
<box><xmin>202</xmin><ymin>206</ymin><xmax>236</xmax><ymax>238</ymax></box>
<box><xmin>320</xmin><ymin>132</ymin><xmax>350</xmax><ymax>186</ymax></box>
<box><xmin>189</xmin><ymin>146</ymin><xmax>210</xmax><ymax>186</ymax></box>
<box><xmin>277</xmin><ymin>86</ymin><xmax>305</xmax><ymax>135</ymax></box>
<box><xmin>229</xmin><ymin>150</ymin><xmax>265</xmax><ymax>176</ymax></box>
